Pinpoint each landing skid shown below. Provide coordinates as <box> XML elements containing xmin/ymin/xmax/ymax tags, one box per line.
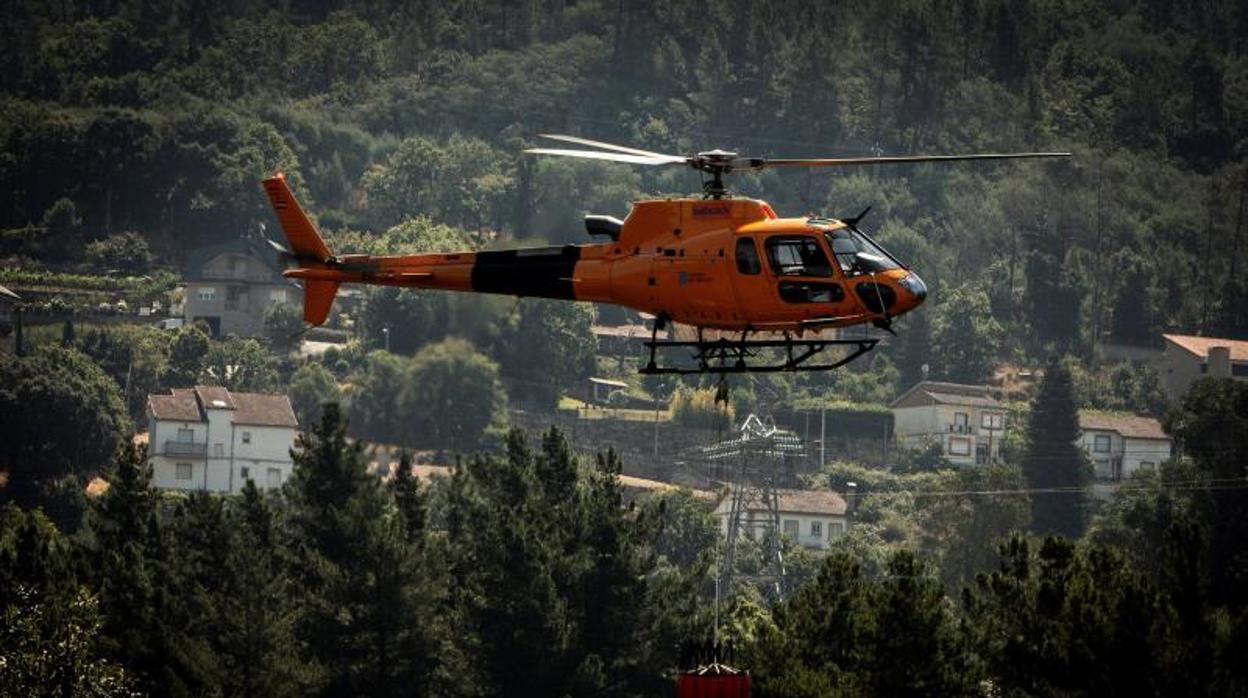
<box><xmin>639</xmin><ymin>331</ymin><xmax>879</xmax><ymax>375</ymax></box>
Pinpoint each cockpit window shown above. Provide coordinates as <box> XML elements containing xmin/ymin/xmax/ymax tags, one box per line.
<box><xmin>825</xmin><ymin>227</ymin><xmax>903</xmax><ymax>275</ymax></box>
<box><xmin>765</xmin><ymin>236</ymin><xmax>833</xmax><ymax>277</ymax></box>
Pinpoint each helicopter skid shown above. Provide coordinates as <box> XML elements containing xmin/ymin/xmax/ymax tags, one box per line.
<box><xmin>639</xmin><ymin>336</ymin><xmax>878</xmax><ymax>375</ymax></box>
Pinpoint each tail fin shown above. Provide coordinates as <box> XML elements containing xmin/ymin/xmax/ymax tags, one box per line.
<box><xmin>262</xmin><ymin>173</ymin><xmax>337</xmax><ymax>326</ymax></box>
<box><xmin>261</xmin><ymin>173</ymin><xmax>333</xmax><ymax>263</ymax></box>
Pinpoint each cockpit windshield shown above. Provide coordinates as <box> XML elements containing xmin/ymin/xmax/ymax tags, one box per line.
<box><xmin>824</xmin><ymin>226</ymin><xmax>903</xmax><ymax>275</ymax></box>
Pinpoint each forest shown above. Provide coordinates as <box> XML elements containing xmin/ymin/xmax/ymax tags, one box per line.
<box><xmin>2</xmin><ymin>0</ymin><xmax>1248</xmax><ymax>694</ymax></box>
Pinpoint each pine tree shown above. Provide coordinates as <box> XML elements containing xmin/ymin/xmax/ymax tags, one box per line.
<box><xmin>1022</xmin><ymin>358</ymin><xmax>1088</xmax><ymax>537</ymax></box>
<box><xmin>287</xmin><ymin>403</ymin><xmax>437</xmax><ymax>696</ymax></box>
<box><xmin>87</xmin><ymin>443</ymin><xmax>185</xmax><ymax>693</ymax></box>
<box><xmin>870</xmin><ymin>551</ymin><xmax>977</xmax><ymax>695</ymax></box>
<box><xmin>389</xmin><ymin>451</ymin><xmax>426</xmax><ymax>542</ymax></box>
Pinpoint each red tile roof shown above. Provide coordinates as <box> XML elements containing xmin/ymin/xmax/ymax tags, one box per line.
<box><xmin>148</xmin><ymin>393</ymin><xmax>202</xmax><ymax>422</ymax></box>
<box><xmin>1163</xmin><ymin>334</ymin><xmax>1248</xmax><ymax>362</ymax></box>
<box><xmin>148</xmin><ymin>387</ymin><xmax>297</xmax><ymax>428</ymax></box>
<box><xmin>1079</xmin><ymin>411</ymin><xmax>1169</xmax><ymax>440</ymax></box>
<box><xmin>231</xmin><ymin>392</ymin><xmax>298</xmax><ymax>428</ymax></box>
<box><xmin>718</xmin><ymin>488</ymin><xmax>848</xmax><ymax>516</ymax></box>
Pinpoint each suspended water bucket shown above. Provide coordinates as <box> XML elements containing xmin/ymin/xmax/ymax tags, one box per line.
<box><xmin>676</xmin><ymin>663</ymin><xmax>750</xmax><ymax>698</ymax></box>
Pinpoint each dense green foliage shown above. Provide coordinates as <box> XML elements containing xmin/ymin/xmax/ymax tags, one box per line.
<box><xmin>348</xmin><ymin>341</ymin><xmax>507</xmax><ymax>450</ymax></box>
<box><xmin>0</xmin><ymin>345</ymin><xmax>130</xmax><ymax>509</ymax></box>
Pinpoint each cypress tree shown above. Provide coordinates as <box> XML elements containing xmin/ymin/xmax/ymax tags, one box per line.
<box><xmin>1022</xmin><ymin>358</ymin><xmax>1088</xmax><ymax>537</ymax></box>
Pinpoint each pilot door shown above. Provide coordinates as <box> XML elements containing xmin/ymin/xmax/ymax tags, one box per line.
<box><xmin>756</xmin><ymin>233</ymin><xmax>857</xmax><ymax>325</ymax></box>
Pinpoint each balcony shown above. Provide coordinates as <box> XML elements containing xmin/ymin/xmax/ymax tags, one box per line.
<box><xmin>164</xmin><ymin>441</ymin><xmax>207</xmax><ymax>457</ymax></box>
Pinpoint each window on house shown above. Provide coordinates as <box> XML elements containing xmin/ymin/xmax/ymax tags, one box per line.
<box><xmin>240</xmin><ymin>466</ymin><xmax>250</xmax><ymax>481</ymax></box>
<box><xmin>242</xmin><ymin>431</ymin><xmax>251</xmax><ymax>444</ymax></box>
<box><xmin>981</xmin><ymin>412</ymin><xmax>1004</xmax><ymax>430</ymax></box>
<box><xmin>176</xmin><ymin>462</ymin><xmax>193</xmax><ymax>480</ymax></box>
<box><xmin>214</xmin><ymin>443</ymin><xmax>224</xmax><ymax>457</ymax></box>
<box><xmin>1094</xmin><ymin>459</ymin><xmax>1111</xmax><ymax>479</ymax></box>
<box><xmin>810</xmin><ymin>521</ymin><xmax>823</xmax><ymax>537</ymax></box>
<box><xmin>765</xmin><ymin>236</ymin><xmax>833</xmax><ymax>277</ymax></box>
<box><xmin>948</xmin><ymin>436</ymin><xmax>972</xmax><ymax>456</ymax></box>
<box><xmin>954</xmin><ymin>412</ymin><xmax>969</xmax><ymax>432</ymax></box>
<box><xmin>1094</xmin><ymin>434</ymin><xmax>1111</xmax><ymax>453</ymax></box>
<box><xmin>1139</xmin><ymin>461</ymin><xmax>1155</xmax><ymax>471</ymax></box>
<box><xmin>828</xmin><ymin>522</ymin><xmax>845</xmax><ymax>539</ymax></box>
<box><xmin>735</xmin><ymin>238</ymin><xmax>761</xmax><ymax>275</ymax></box>
<box><xmin>270</xmin><ymin>288</ymin><xmax>288</xmax><ymax>304</ymax></box>
<box><xmin>226</xmin><ymin>286</ymin><xmax>247</xmax><ymax>310</ymax></box>
<box><xmin>782</xmin><ymin>519</ymin><xmax>799</xmax><ymax>537</ymax></box>
<box><xmin>266</xmin><ymin>468</ymin><xmax>281</xmax><ymax>488</ymax></box>
<box><xmin>197</xmin><ymin>287</ymin><xmax>216</xmax><ymax>301</ymax></box>
<box><xmin>176</xmin><ymin>428</ymin><xmax>194</xmax><ymax>443</ymax></box>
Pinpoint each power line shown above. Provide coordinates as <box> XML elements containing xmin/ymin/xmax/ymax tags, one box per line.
<box><xmin>841</xmin><ymin>477</ymin><xmax>1248</xmax><ymax>499</ymax></box>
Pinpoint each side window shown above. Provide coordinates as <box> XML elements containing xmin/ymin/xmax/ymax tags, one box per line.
<box><xmin>735</xmin><ymin>238</ymin><xmax>761</xmax><ymax>275</ymax></box>
<box><xmin>765</xmin><ymin>236</ymin><xmax>832</xmax><ymax>277</ymax></box>
<box><xmin>778</xmin><ymin>281</ymin><xmax>845</xmax><ymax>304</ymax></box>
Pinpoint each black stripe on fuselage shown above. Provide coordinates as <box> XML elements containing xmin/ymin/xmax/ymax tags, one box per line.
<box><xmin>470</xmin><ymin>245</ymin><xmax>582</xmax><ymax>300</ymax></box>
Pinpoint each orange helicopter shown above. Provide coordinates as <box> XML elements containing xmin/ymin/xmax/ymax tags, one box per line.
<box><xmin>263</xmin><ymin>135</ymin><xmax>1068</xmax><ymax>374</ymax></box>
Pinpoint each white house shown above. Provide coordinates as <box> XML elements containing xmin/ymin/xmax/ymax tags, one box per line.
<box><xmin>146</xmin><ymin>385</ymin><xmax>299</xmax><ymax>493</ymax></box>
<box><xmin>1160</xmin><ymin>334</ymin><xmax>1248</xmax><ymax>400</ymax></box>
<box><xmin>714</xmin><ymin>488</ymin><xmax>849</xmax><ymax>551</ymax></box>
<box><xmin>1077</xmin><ymin>411</ymin><xmax>1172</xmax><ymax>481</ymax></box>
<box><xmin>890</xmin><ymin>381</ymin><xmax>1007</xmax><ymax>466</ymax></box>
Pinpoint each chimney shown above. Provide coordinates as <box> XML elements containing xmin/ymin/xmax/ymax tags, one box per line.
<box><xmin>845</xmin><ymin>482</ymin><xmax>858</xmax><ymax>516</ymax></box>
<box><xmin>1208</xmin><ymin>346</ymin><xmax>1232</xmax><ymax>379</ymax></box>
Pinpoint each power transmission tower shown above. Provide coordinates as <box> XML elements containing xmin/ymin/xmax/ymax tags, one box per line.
<box><xmin>703</xmin><ymin>414</ymin><xmax>804</xmax><ymax>613</ymax></box>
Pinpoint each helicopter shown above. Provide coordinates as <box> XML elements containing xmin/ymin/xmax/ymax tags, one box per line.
<box><xmin>262</xmin><ymin>134</ymin><xmax>1068</xmax><ymax>374</ymax></box>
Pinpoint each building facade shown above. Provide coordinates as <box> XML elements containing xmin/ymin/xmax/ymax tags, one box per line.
<box><xmin>146</xmin><ymin>386</ymin><xmax>298</xmax><ymax>493</ymax></box>
<box><xmin>714</xmin><ymin>488</ymin><xmax>850</xmax><ymax>551</ymax></box>
<box><xmin>1077</xmin><ymin>411</ymin><xmax>1172</xmax><ymax>480</ymax></box>
<box><xmin>183</xmin><ymin>237</ymin><xmax>301</xmax><ymax>337</ymax></box>
<box><xmin>890</xmin><ymin>381</ymin><xmax>1007</xmax><ymax>466</ymax></box>
<box><xmin>1161</xmin><ymin>334</ymin><xmax>1248</xmax><ymax>400</ymax></box>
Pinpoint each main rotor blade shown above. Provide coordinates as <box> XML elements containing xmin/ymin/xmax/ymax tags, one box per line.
<box><xmin>524</xmin><ymin>147</ymin><xmax>688</xmax><ymax>166</ymax></box>
<box><xmin>761</xmin><ymin>152</ymin><xmax>1071</xmax><ymax>168</ymax></box>
<box><xmin>537</xmin><ymin>134</ymin><xmax>680</xmax><ymax>160</ymax></box>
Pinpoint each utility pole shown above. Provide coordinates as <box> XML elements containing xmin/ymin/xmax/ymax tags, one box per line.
<box><xmin>653</xmin><ymin>396</ymin><xmax>661</xmax><ymax>461</ymax></box>
<box><xmin>819</xmin><ymin>407</ymin><xmax>826</xmax><ymax>467</ymax></box>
